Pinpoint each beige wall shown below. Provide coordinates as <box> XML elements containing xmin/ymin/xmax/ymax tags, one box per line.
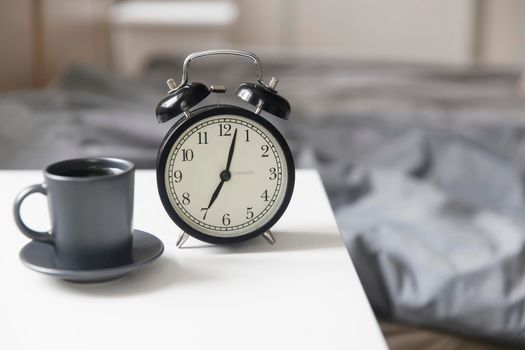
<box><xmin>234</xmin><ymin>0</ymin><xmax>477</xmax><ymax>65</ymax></box>
<box><xmin>0</xmin><ymin>0</ymin><xmax>34</xmax><ymax>91</ymax></box>
<box><xmin>0</xmin><ymin>0</ymin><xmax>112</xmax><ymax>92</ymax></box>
<box><xmin>478</xmin><ymin>0</ymin><xmax>525</xmax><ymax>66</ymax></box>
<box><xmin>291</xmin><ymin>0</ymin><xmax>476</xmax><ymax>64</ymax></box>
<box><xmin>101</xmin><ymin>0</ymin><xmax>484</xmax><ymax>72</ymax></box>
<box><xmin>234</xmin><ymin>0</ymin><xmax>284</xmax><ymax>46</ymax></box>
<box><xmin>42</xmin><ymin>0</ymin><xmax>112</xmax><ymax>81</ymax></box>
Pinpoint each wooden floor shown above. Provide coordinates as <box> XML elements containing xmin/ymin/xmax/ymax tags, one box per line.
<box><xmin>380</xmin><ymin>321</ymin><xmax>523</xmax><ymax>350</ymax></box>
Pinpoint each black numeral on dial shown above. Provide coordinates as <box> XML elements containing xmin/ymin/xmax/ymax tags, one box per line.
<box><xmin>173</xmin><ymin>170</ymin><xmax>182</xmax><ymax>182</ymax></box>
<box><xmin>246</xmin><ymin>207</ymin><xmax>254</xmax><ymax>219</ymax></box>
<box><xmin>261</xmin><ymin>190</ymin><xmax>269</xmax><ymax>202</ymax></box>
<box><xmin>261</xmin><ymin>144</ymin><xmax>269</xmax><ymax>157</ymax></box>
<box><xmin>198</xmin><ymin>131</ymin><xmax>208</xmax><ymax>144</ymax></box>
<box><xmin>219</xmin><ymin>123</ymin><xmax>232</xmax><ymax>136</ymax></box>
<box><xmin>222</xmin><ymin>213</ymin><xmax>231</xmax><ymax>226</ymax></box>
<box><xmin>182</xmin><ymin>149</ymin><xmax>194</xmax><ymax>161</ymax></box>
<box><xmin>245</xmin><ymin>129</ymin><xmax>250</xmax><ymax>142</ymax></box>
<box><xmin>269</xmin><ymin>167</ymin><xmax>277</xmax><ymax>180</ymax></box>
<box><xmin>182</xmin><ymin>192</ymin><xmax>190</xmax><ymax>205</ymax></box>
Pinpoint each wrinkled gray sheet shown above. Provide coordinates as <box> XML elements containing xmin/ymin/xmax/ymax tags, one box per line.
<box><xmin>2</xmin><ymin>55</ymin><xmax>525</xmax><ymax>344</ymax></box>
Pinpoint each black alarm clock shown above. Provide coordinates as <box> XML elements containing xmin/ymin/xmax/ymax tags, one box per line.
<box><xmin>154</xmin><ymin>49</ymin><xmax>295</xmax><ymax>247</ymax></box>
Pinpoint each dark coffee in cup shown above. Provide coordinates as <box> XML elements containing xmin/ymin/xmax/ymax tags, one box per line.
<box><xmin>58</xmin><ymin>167</ymin><xmax>122</xmax><ymax>177</ymax></box>
<box><xmin>14</xmin><ymin>158</ymin><xmax>135</xmax><ymax>270</ymax></box>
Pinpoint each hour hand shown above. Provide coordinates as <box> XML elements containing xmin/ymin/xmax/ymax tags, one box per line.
<box><xmin>202</xmin><ymin>129</ymin><xmax>237</xmax><ymax>219</ymax></box>
<box><xmin>206</xmin><ymin>179</ymin><xmax>224</xmax><ymax>210</ymax></box>
<box><xmin>201</xmin><ymin>178</ymin><xmax>224</xmax><ymax>220</ymax></box>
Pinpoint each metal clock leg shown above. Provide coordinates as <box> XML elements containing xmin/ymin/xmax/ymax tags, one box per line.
<box><xmin>262</xmin><ymin>230</ymin><xmax>275</xmax><ymax>245</ymax></box>
<box><xmin>176</xmin><ymin>231</ymin><xmax>189</xmax><ymax>248</ymax></box>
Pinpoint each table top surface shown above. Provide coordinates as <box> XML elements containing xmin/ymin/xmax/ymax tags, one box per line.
<box><xmin>0</xmin><ymin>169</ymin><xmax>387</xmax><ymax>350</ymax></box>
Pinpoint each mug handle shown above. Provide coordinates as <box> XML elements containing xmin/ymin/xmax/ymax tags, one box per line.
<box><xmin>13</xmin><ymin>184</ymin><xmax>54</xmax><ymax>244</ymax></box>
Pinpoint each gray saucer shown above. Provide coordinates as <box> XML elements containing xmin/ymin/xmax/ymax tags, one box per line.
<box><xmin>19</xmin><ymin>230</ymin><xmax>164</xmax><ymax>283</ymax></box>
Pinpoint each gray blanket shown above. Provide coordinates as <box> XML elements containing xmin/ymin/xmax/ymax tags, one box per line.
<box><xmin>1</xmin><ymin>56</ymin><xmax>525</xmax><ymax>344</ymax></box>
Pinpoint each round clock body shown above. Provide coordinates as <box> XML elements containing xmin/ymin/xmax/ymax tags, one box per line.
<box><xmin>156</xmin><ymin>105</ymin><xmax>295</xmax><ymax>244</ymax></box>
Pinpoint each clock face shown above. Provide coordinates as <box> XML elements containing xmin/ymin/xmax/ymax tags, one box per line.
<box><xmin>158</xmin><ymin>107</ymin><xmax>294</xmax><ymax>242</ymax></box>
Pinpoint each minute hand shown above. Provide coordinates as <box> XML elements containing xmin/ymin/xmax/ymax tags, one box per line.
<box><xmin>204</xmin><ymin>128</ymin><xmax>237</xmax><ymax>211</ymax></box>
<box><xmin>225</xmin><ymin>128</ymin><xmax>237</xmax><ymax>171</ymax></box>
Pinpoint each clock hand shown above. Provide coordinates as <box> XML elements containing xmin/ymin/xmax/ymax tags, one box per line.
<box><xmin>206</xmin><ymin>179</ymin><xmax>224</xmax><ymax>211</ymax></box>
<box><xmin>203</xmin><ymin>129</ymin><xmax>237</xmax><ymax>213</ymax></box>
<box><xmin>225</xmin><ymin>128</ymin><xmax>237</xmax><ymax>172</ymax></box>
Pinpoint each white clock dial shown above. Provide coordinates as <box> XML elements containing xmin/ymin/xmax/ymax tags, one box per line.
<box><xmin>164</xmin><ymin>115</ymin><xmax>289</xmax><ymax>238</ymax></box>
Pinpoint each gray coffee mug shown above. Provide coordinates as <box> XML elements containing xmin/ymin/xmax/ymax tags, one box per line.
<box><xmin>14</xmin><ymin>158</ymin><xmax>135</xmax><ymax>270</ymax></box>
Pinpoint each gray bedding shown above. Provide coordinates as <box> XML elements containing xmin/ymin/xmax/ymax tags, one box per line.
<box><xmin>2</xmin><ymin>55</ymin><xmax>525</xmax><ymax>344</ymax></box>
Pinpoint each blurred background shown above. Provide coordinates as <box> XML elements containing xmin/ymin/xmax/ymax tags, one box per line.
<box><xmin>3</xmin><ymin>1</ymin><xmax>525</xmax><ymax>349</ymax></box>
<box><xmin>2</xmin><ymin>0</ymin><xmax>525</xmax><ymax>90</ymax></box>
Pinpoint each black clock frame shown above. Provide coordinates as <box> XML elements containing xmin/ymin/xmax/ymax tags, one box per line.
<box><xmin>156</xmin><ymin>104</ymin><xmax>295</xmax><ymax>245</ymax></box>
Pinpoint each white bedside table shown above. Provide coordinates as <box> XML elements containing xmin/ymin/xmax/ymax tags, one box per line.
<box><xmin>0</xmin><ymin>169</ymin><xmax>387</xmax><ymax>350</ymax></box>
